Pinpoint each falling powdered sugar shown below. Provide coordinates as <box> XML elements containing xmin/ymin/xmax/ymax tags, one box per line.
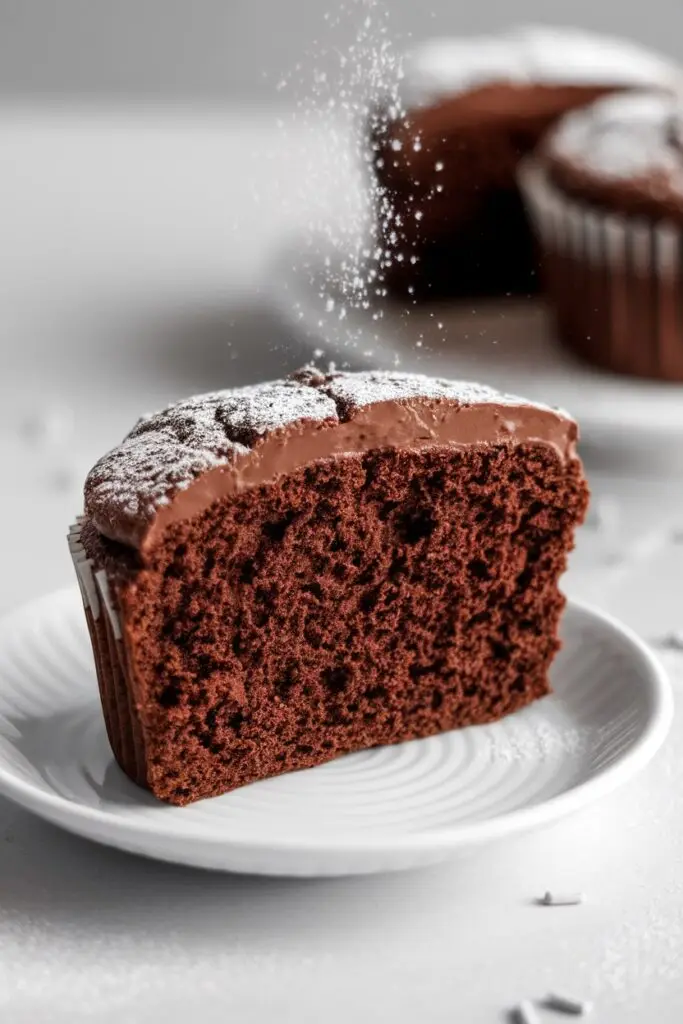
<box><xmin>271</xmin><ymin>0</ymin><xmax>416</xmax><ymax>354</ymax></box>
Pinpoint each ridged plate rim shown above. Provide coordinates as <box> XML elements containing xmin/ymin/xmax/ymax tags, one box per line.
<box><xmin>0</xmin><ymin>588</ymin><xmax>672</xmax><ymax>870</ymax></box>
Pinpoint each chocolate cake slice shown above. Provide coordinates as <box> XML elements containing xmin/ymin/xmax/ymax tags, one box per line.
<box><xmin>70</xmin><ymin>370</ymin><xmax>588</xmax><ymax>805</ymax></box>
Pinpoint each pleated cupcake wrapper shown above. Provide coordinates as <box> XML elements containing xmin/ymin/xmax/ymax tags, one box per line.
<box><xmin>518</xmin><ymin>157</ymin><xmax>683</xmax><ymax>381</ymax></box>
<box><xmin>67</xmin><ymin>519</ymin><xmax>146</xmax><ymax>787</ymax></box>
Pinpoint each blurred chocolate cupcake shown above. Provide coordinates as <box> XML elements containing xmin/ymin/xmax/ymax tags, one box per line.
<box><xmin>371</xmin><ymin>26</ymin><xmax>681</xmax><ymax>301</ymax></box>
<box><xmin>520</xmin><ymin>91</ymin><xmax>683</xmax><ymax>381</ymax></box>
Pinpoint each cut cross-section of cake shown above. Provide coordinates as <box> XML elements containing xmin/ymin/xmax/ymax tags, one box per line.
<box><xmin>72</xmin><ymin>369</ymin><xmax>589</xmax><ymax>805</ymax></box>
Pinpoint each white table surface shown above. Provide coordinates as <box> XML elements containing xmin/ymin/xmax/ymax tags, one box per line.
<box><xmin>1</xmin><ymin>105</ymin><xmax>683</xmax><ymax>1024</ymax></box>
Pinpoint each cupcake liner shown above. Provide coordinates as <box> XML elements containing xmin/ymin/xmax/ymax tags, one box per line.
<box><xmin>67</xmin><ymin>519</ymin><xmax>146</xmax><ymax>787</ymax></box>
<box><xmin>518</xmin><ymin>157</ymin><xmax>683</xmax><ymax>381</ymax></box>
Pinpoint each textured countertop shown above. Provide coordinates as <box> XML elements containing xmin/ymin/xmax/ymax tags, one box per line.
<box><xmin>0</xmin><ymin>105</ymin><xmax>682</xmax><ymax>1024</ymax></box>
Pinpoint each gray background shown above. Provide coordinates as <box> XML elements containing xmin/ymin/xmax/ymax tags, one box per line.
<box><xmin>2</xmin><ymin>0</ymin><xmax>683</xmax><ymax>103</ymax></box>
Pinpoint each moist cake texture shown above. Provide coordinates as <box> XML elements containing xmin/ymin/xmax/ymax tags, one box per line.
<box><xmin>71</xmin><ymin>369</ymin><xmax>588</xmax><ymax>805</ymax></box>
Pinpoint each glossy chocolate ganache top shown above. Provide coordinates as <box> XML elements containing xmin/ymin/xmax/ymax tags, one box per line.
<box><xmin>84</xmin><ymin>369</ymin><xmax>579</xmax><ymax>552</ymax></box>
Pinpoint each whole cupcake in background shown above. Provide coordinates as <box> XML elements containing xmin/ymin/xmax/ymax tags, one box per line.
<box><xmin>371</xmin><ymin>25</ymin><xmax>681</xmax><ymax>301</ymax></box>
<box><xmin>519</xmin><ymin>91</ymin><xmax>683</xmax><ymax>382</ymax></box>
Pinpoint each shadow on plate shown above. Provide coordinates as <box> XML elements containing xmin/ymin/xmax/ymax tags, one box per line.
<box><xmin>4</xmin><ymin>707</ymin><xmax>157</xmax><ymax>807</ymax></box>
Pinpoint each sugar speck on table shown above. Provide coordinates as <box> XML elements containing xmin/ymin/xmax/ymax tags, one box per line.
<box><xmin>544</xmin><ymin>991</ymin><xmax>593</xmax><ymax>1015</ymax></box>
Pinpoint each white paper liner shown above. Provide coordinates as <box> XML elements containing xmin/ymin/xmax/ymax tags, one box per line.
<box><xmin>67</xmin><ymin>516</ymin><xmax>144</xmax><ymax>785</ymax></box>
<box><xmin>68</xmin><ymin>518</ymin><xmax>124</xmax><ymax>641</ymax></box>
<box><xmin>94</xmin><ymin>569</ymin><xmax>122</xmax><ymax>641</ymax></box>
<box><xmin>67</xmin><ymin>519</ymin><xmax>100</xmax><ymax>620</ymax></box>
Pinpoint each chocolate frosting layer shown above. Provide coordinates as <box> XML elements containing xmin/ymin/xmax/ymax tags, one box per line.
<box><xmin>84</xmin><ymin>369</ymin><xmax>578</xmax><ymax>552</ymax></box>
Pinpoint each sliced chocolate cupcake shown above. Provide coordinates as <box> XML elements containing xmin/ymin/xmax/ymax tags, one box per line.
<box><xmin>70</xmin><ymin>369</ymin><xmax>588</xmax><ymax>805</ymax></box>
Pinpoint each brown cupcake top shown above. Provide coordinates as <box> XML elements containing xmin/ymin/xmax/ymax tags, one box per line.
<box><xmin>402</xmin><ymin>26</ymin><xmax>681</xmax><ymax>107</ymax></box>
<box><xmin>83</xmin><ymin>369</ymin><xmax>577</xmax><ymax>552</ymax></box>
<box><xmin>543</xmin><ymin>91</ymin><xmax>683</xmax><ymax>221</ymax></box>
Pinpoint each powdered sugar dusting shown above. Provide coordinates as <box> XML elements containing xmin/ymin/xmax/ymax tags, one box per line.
<box><xmin>85</xmin><ymin>382</ymin><xmax>339</xmax><ymax>543</ymax></box>
<box><xmin>130</xmin><ymin>382</ymin><xmax>338</xmax><ymax>449</ymax></box>
<box><xmin>84</xmin><ymin>370</ymin><xmax>561</xmax><ymax>547</ymax></box>
<box><xmin>548</xmin><ymin>91</ymin><xmax>683</xmax><ymax>194</ymax></box>
<box><xmin>485</xmin><ymin>720</ymin><xmax>589</xmax><ymax>765</ymax></box>
<box><xmin>86</xmin><ymin>433</ymin><xmax>241</xmax><ymax>535</ymax></box>
<box><xmin>319</xmin><ymin>369</ymin><xmax>540</xmax><ymax>412</ymax></box>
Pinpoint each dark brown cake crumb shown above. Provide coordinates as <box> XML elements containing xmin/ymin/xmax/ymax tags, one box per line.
<box><xmin>73</xmin><ymin>370</ymin><xmax>588</xmax><ymax>805</ymax></box>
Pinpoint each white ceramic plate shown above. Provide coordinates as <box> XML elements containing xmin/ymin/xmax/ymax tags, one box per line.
<box><xmin>0</xmin><ymin>588</ymin><xmax>671</xmax><ymax>876</ymax></box>
<box><xmin>271</xmin><ymin>237</ymin><xmax>683</xmax><ymax>454</ymax></box>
